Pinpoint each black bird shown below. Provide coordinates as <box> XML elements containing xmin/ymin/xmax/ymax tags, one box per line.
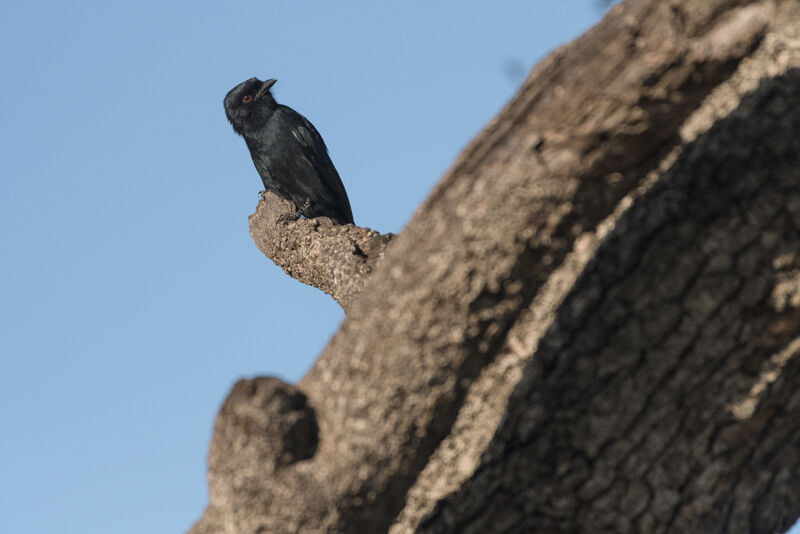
<box><xmin>224</xmin><ymin>77</ymin><xmax>354</xmax><ymax>225</ymax></box>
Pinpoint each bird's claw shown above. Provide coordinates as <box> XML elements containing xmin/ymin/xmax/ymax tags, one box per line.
<box><xmin>275</xmin><ymin>198</ymin><xmax>311</xmax><ymax>225</ymax></box>
<box><xmin>276</xmin><ymin>212</ymin><xmax>301</xmax><ymax>225</ymax></box>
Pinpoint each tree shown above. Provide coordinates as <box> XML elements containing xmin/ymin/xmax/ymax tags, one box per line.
<box><xmin>190</xmin><ymin>0</ymin><xmax>800</xmax><ymax>532</ymax></box>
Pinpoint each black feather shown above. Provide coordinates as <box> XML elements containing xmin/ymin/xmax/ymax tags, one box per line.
<box><xmin>224</xmin><ymin>77</ymin><xmax>354</xmax><ymax>225</ymax></box>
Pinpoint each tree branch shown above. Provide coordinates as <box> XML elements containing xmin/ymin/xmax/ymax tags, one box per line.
<box><xmin>248</xmin><ymin>192</ymin><xmax>394</xmax><ymax>310</ymax></box>
<box><xmin>191</xmin><ymin>1</ymin><xmax>800</xmax><ymax>533</ymax></box>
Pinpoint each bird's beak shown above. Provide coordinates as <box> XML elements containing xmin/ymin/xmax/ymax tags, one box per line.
<box><xmin>256</xmin><ymin>78</ymin><xmax>278</xmax><ymax>99</ymax></box>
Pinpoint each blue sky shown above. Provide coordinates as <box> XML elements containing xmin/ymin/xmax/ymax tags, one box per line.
<box><xmin>3</xmin><ymin>2</ymin><xmax>793</xmax><ymax>534</ymax></box>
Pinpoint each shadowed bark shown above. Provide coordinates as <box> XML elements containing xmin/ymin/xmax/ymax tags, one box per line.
<box><xmin>191</xmin><ymin>0</ymin><xmax>800</xmax><ymax>532</ymax></box>
<box><xmin>407</xmin><ymin>68</ymin><xmax>800</xmax><ymax>534</ymax></box>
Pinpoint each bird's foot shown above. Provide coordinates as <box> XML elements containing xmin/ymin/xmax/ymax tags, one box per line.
<box><xmin>275</xmin><ymin>198</ymin><xmax>311</xmax><ymax>225</ymax></box>
<box><xmin>276</xmin><ymin>212</ymin><xmax>301</xmax><ymax>225</ymax></box>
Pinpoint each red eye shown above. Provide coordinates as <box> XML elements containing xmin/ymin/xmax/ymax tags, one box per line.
<box><xmin>242</xmin><ymin>95</ymin><xmax>252</xmax><ymax>103</ymax></box>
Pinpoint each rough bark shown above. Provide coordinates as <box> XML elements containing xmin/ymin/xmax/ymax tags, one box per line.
<box><xmin>191</xmin><ymin>0</ymin><xmax>800</xmax><ymax>532</ymax></box>
<box><xmin>248</xmin><ymin>193</ymin><xmax>394</xmax><ymax>311</ymax></box>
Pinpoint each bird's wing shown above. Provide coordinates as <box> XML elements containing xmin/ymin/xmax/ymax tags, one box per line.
<box><xmin>288</xmin><ymin>114</ymin><xmax>354</xmax><ymax>224</ymax></box>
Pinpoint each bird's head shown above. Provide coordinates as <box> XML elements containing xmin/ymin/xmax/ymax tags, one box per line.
<box><xmin>224</xmin><ymin>77</ymin><xmax>278</xmax><ymax>136</ymax></box>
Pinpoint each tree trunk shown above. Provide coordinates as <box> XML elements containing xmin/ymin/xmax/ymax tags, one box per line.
<box><xmin>190</xmin><ymin>0</ymin><xmax>800</xmax><ymax>532</ymax></box>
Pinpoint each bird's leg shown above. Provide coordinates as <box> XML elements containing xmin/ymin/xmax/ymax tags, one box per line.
<box><xmin>275</xmin><ymin>198</ymin><xmax>311</xmax><ymax>225</ymax></box>
<box><xmin>276</xmin><ymin>199</ymin><xmax>309</xmax><ymax>225</ymax></box>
